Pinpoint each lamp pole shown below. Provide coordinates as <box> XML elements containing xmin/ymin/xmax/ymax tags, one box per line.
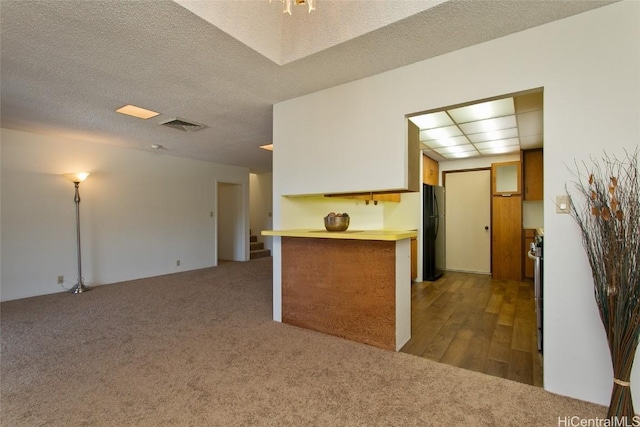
<box><xmin>63</xmin><ymin>173</ymin><xmax>91</xmax><ymax>294</ymax></box>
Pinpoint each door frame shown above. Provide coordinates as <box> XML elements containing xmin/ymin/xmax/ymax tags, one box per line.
<box><xmin>442</xmin><ymin>167</ymin><xmax>492</xmax><ymax>274</ymax></box>
<box><xmin>216</xmin><ymin>180</ymin><xmax>249</xmax><ymax>262</ymax></box>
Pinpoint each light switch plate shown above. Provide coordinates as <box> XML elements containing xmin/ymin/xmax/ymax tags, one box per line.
<box><xmin>556</xmin><ymin>195</ymin><xmax>570</xmax><ymax>214</ymax></box>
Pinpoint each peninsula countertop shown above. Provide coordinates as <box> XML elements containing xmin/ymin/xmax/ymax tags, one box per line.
<box><xmin>261</xmin><ymin>229</ymin><xmax>417</xmax><ymax>241</ymax></box>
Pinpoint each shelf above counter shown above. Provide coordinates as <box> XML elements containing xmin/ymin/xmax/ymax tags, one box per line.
<box><xmin>261</xmin><ymin>229</ymin><xmax>417</xmax><ymax>241</ymax></box>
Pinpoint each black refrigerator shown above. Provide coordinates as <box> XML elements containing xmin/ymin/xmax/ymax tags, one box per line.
<box><xmin>423</xmin><ymin>184</ymin><xmax>445</xmax><ymax>281</ymax></box>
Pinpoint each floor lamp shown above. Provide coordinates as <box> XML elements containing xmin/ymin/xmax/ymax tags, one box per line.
<box><xmin>63</xmin><ymin>172</ymin><xmax>91</xmax><ymax>294</ymax></box>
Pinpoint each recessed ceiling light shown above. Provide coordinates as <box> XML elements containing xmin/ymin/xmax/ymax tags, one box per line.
<box><xmin>448</xmin><ymin>98</ymin><xmax>515</xmax><ymax>123</ymax></box>
<box><xmin>116</xmin><ymin>104</ymin><xmax>160</xmax><ymax>120</ymax></box>
<box><xmin>467</xmin><ymin>128</ymin><xmax>519</xmax><ymax>143</ymax></box>
<box><xmin>474</xmin><ymin>138</ymin><xmax>520</xmax><ymax>150</ymax></box>
<box><xmin>419</xmin><ymin>125</ymin><xmax>463</xmax><ymax>141</ymax></box>
<box><xmin>458</xmin><ymin>115</ymin><xmax>517</xmax><ymax>134</ymax></box>
<box><xmin>411</xmin><ymin>95</ymin><xmax>533</xmax><ymax>160</ymax></box>
<box><xmin>260</xmin><ymin>144</ymin><xmax>273</xmax><ymax>151</ymax></box>
<box><xmin>423</xmin><ymin>135</ymin><xmax>470</xmax><ymax>149</ymax></box>
<box><xmin>434</xmin><ymin>144</ymin><xmax>477</xmax><ymax>155</ymax></box>
<box><xmin>409</xmin><ymin>112</ymin><xmax>454</xmax><ymax>130</ymax></box>
<box><xmin>478</xmin><ymin>145</ymin><xmax>520</xmax><ymax>155</ymax></box>
<box><xmin>444</xmin><ymin>151</ymin><xmax>480</xmax><ymax>159</ymax></box>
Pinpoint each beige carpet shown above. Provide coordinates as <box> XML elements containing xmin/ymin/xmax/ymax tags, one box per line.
<box><xmin>1</xmin><ymin>257</ymin><xmax>605</xmax><ymax>426</ymax></box>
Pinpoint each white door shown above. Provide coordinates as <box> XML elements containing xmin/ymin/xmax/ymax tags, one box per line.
<box><xmin>444</xmin><ymin>169</ymin><xmax>491</xmax><ymax>274</ymax></box>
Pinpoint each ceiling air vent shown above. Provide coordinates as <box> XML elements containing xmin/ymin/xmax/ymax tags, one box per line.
<box><xmin>159</xmin><ymin>118</ymin><xmax>207</xmax><ymax>132</ymax></box>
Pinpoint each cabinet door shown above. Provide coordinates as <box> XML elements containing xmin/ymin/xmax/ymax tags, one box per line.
<box><xmin>325</xmin><ymin>193</ymin><xmax>400</xmax><ymax>203</ymax></box>
<box><xmin>523</xmin><ymin>149</ymin><xmax>543</xmax><ymax>201</ymax></box>
<box><xmin>492</xmin><ymin>196</ymin><xmax>522</xmax><ymax>281</ymax></box>
<box><xmin>492</xmin><ymin>161</ymin><xmax>522</xmax><ymax>196</ymax></box>
<box><xmin>422</xmin><ymin>154</ymin><xmax>439</xmax><ymax>186</ymax></box>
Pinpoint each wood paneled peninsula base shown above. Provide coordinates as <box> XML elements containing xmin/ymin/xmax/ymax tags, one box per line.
<box><xmin>262</xmin><ymin>229</ymin><xmax>417</xmax><ymax>351</ymax></box>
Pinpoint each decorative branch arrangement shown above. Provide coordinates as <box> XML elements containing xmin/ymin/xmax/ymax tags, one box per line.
<box><xmin>567</xmin><ymin>148</ymin><xmax>640</xmax><ymax>420</ymax></box>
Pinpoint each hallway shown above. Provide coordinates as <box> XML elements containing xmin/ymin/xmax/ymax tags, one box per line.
<box><xmin>401</xmin><ymin>271</ymin><xmax>543</xmax><ymax>387</ymax></box>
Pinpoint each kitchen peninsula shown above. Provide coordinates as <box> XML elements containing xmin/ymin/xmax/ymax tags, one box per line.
<box><xmin>262</xmin><ymin>229</ymin><xmax>417</xmax><ymax>351</ymax></box>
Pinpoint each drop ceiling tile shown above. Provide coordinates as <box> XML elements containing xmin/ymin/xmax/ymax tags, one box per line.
<box><xmin>447</xmin><ymin>98</ymin><xmax>514</xmax><ymax>124</ymax></box>
<box><xmin>467</xmin><ymin>127</ymin><xmax>519</xmax><ymax>143</ymax></box>
<box><xmin>409</xmin><ymin>111</ymin><xmax>454</xmax><ymax>130</ymax></box>
<box><xmin>458</xmin><ymin>116</ymin><xmax>517</xmax><ymax>135</ymax></box>
<box><xmin>516</xmin><ymin>110</ymin><xmax>543</xmax><ymax>137</ymax></box>
<box><xmin>519</xmin><ymin>134</ymin><xmax>544</xmax><ymax>149</ymax></box>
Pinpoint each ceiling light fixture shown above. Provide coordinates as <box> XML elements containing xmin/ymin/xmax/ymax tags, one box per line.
<box><xmin>270</xmin><ymin>0</ymin><xmax>315</xmax><ymax>15</ymax></box>
<box><xmin>115</xmin><ymin>104</ymin><xmax>160</xmax><ymax>120</ymax></box>
<box><xmin>409</xmin><ymin>97</ymin><xmax>520</xmax><ymax>160</ymax></box>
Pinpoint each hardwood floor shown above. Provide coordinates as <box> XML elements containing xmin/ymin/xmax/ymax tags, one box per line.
<box><xmin>401</xmin><ymin>271</ymin><xmax>543</xmax><ymax>387</ymax></box>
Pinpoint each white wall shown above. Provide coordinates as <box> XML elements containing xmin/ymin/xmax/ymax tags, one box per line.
<box><xmin>273</xmin><ymin>79</ymin><xmax>409</xmax><ymax>196</ymax></box>
<box><xmin>279</xmin><ymin>194</ymin><xmax>420</xmax><ymax>232</ymax></box>
<box><xmin>249</xmin><ymin>172</ymin><xmax>274</xmax><ymax>252</ymax></box>
<box><xmin>0</xmin><ymin>128</ymin><xmax>250</xmax><ymax>301</ymax></box>
<box><xmin>272</xmin><ymin>2</ymin><xmax>640</xmax><ymax>406</ymax></box>
<box><xmin>282</xmin><ymin>196</ymin><xmax>384</xmax><ymax>229</ymax></box>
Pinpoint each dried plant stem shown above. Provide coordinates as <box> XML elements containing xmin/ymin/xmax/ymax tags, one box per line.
<box><xmin>567</xmin><ymin>148</ymin><xmax>640</xmax><ymax>420</ymax></box>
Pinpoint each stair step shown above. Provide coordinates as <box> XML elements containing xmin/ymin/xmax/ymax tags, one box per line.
<box><xmin>250</xmin><ymin>235</ymin><xmax>258</xmax><ymax>243</ymax></box>
<box><xmin>250</xmin><ymin>248</ymin><xmax>271</xmax><ymax>260</ymax></box>
<box><xmin>250</xmin><ymin>242</ymin><xmax>264</xmax><ymax>251</ymax></box>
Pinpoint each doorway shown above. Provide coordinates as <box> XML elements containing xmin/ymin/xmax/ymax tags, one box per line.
<box><xmin>406</xmin><ymin>88</ymin><xmax>544</xmax><ymax>386</ymax></box>
<box><xmin>443</xmin><ymin>169</ymin><xmax>491</xmax><ymax>274</ymax></box>
<box><xmin>217</xmin><ymin>181</ymin><xmax>245</xmax><ymax>262</ymax></box>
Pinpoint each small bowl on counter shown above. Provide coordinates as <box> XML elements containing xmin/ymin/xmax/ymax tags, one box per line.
<box><xmin>324</xmin><ymin>213</ymin><xmax>350</xmax><ymax>232</ymax></box>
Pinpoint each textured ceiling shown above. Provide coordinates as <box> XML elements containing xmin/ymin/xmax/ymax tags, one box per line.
<box><xmin>175</xmin><ymin>0</ymin><xmax>447</xmax><ymax>65</ymax></box>
<box><xmin>0</xmin><ymin>0</ymin><xmax>616</xmax><ymax>173</ymax></box>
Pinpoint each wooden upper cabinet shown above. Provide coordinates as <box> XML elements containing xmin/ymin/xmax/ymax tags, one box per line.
<box><xmin>523</xmin><ymin>149</ymin><xmax>543</xmax><ymax>201</ymax></box>
<box><xmin>422</xmin><ymin>154</ymin><xmax>439</xmax><ymax>186</ymax></box>
<box><xmin>491</xmin><ymin>161</ymin><xmax>522</xmax><ymax>196</ymax></box>
<box><xmin>372</xmin><ymin>193</ymin><xmax>401</xmax><ymax>203</ymax></box>
<box><xmin>325</xmin><ymin>192</ymin><xmax>400</xmax><ymax>203</ymax></box>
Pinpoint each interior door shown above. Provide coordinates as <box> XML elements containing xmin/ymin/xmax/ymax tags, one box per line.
<box><xmin>444</xmin><ymin>169</ymin><xmax>491</xmax><ymax>274</ymax></box>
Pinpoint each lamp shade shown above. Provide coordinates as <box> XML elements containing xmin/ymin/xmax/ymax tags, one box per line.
<box><xmin>63</xmin><ymin>172</ymin><xmax>90</xmax><ymax>183</ymax></box>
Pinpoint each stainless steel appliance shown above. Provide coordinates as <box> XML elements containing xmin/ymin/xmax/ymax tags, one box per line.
<box><xmin>528</xmin><ymin>235</ymin><xmax>543</xmax><ymax>353</ymax></box>
<box><xmin>423</xmin><ymin>184</ymin><xmax>445</xmax><ymax>281</ymax></box>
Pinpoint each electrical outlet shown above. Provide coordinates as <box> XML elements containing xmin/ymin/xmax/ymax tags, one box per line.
<box><xmin>57</xmin><ymin>275</ymin><xmax>64</xmax><ymax>284</ymax></box>
<box><xmin>176</xmin><ymin>260</ymin><xmax>180</xmax><ymax>266</ymax></box>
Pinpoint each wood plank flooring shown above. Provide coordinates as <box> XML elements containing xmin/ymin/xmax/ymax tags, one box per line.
<box><xmin>401</xmin><ymin>271</ymin><xmax>543</xmax><ymax>387</ymax></box>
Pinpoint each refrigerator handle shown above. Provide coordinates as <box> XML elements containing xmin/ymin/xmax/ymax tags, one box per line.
<box><xmin>434</xmin><ymin>192</ymin><xmax>439</xmax><ymax>237</ymax></box>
